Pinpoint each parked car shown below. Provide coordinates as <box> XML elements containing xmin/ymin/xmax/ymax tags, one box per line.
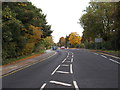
<box><xmin>52</xmin><ymin>46</ymin><xmax>58</xmax><ymax>50</ymax></box>
<box><xmin>60</xmin><ymin>46</ymin><xmax>65</xmax><ymax>49</ymax></box>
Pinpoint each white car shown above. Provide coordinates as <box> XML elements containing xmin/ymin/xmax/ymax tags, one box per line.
<box><xmin>60</xmin><ymin>46</ymin><xmax>65</xmax><ymax>49</ymax></box>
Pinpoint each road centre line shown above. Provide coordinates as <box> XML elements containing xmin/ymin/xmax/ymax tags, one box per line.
<box><xmin>94</xmin><ymin>53</ymin><xmax>99</xmax><ymax>55</ymax></box>
<box><xmin>65</xmin><ymin>61</ymin><xmax>71</xmax><ymax>63</ymax></box>
<box><xmin>101</xmin><ymin>55</ymin><xmax>107</xmax><ymax>58</ymax></box>
<box><xmin>62</xmin><ymin>58</ymin><xmax>66</xmax><ymax>63</ymax></box>
<box><xmin>72</xmin><ymin>55</ymin><xmax>73</xmax><ymax>57</ymax></box>
<box><xmin>51</xmin><ymin>65</ymin><xmax>61</xmax><ymax>75</ymax></box>
<box><xmin>40</xmin><ymin>83</ymin><xmax>47</xmax><ymax>90</ymax></box>
<box><xmin>73</xmin><ymin>81</ymin><xmax>79</xmax><ymax>90</ymax></box>
<box><xmin>109</xmin><ymin>59</ymin><xmax>120</xmax><ymax>64</ymax></box>
<box><xmin>56</xmin><ymin>71</ymin><xmax>69</xmax><ymax>74</ymax></box>
<box><xmin>70</xmin><ymin>64</ymin><xmax>73</xmax><ymax>74</ymax></box>
<box><xmin>68</xmin><ymin>53</ymin><xmax>69</xmax><ymax>56</ymax></box>
<box><xmin>61</xmin><ymin>64</ymin><xmax>69</xmax><ymax>67</ymax></box>
<box><xmin>71</xmin><ymin>58</ymin><xmax>73</xmax><ymax>62</ymax></box>
<box><xmin>50</xmin><ymin>81</ymin><xmax>72</xmax><ymax>87</ymax></box>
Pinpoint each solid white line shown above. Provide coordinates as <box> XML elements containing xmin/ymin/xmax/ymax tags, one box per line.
<box><xmin>61</xmin><ymin>64</ymin><xmax>69</xmax><ymax>67</ymax></box>
<box><xmin>109</xmin><ymin>59</ymin><xmax>120</xmax><ymax>64</ymax></box>
<box><xmin>50</xmin><ymin>81</ymin><xmax>72</xmax><ymax>87</ymax></box>
<box><xmin>40</xmin><ymin>83</ymin><xmax>47</xmax><ymax>90</ymax></box>
<box><xmin>71</xmin><ymin>58</ymin><xmax>73</xmax><ymax>62</ymax></box>
<box><xmin>73</xmin><ymin>81</ymin><xmax>79</xmax><ymax>90</ymax></box>
<box><xmin>62</xmin><ymin>58</ymin><xmax>66</xmax><ymax>63</ymax></box>
<box><xmin>101</xmin><ymin>55</ymin><xmax>107</xmax><ymax>58</ymax></box>
<box><xmin>51</xmin><ymin>65</ymin><xmax>61</xmax><ymax>75</ymax></box>
<box><xmin>94</xmin><ymin>53</ymin><xmax>98</xmax><ymax>55</ymax></box>
<box><xmin>56</xmin><ymin>71</ymin><xmax>69</xmax><ymax>74</ymax></box>
<box><xmin>70</xmin><ymin>64</ymin><xmax>73</xmax><ymax>74</ymax></box>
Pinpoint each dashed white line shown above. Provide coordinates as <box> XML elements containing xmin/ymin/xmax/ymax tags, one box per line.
<box><xmin>62</xmin><ymin>58</ymin><xmax>66</xmax><ymax>63</ymax></box>
<box><xmin>50</xmin><ymin>81</ymin><xmax>72</xmax><ymax>87</ymax></box>
<box><xmin>61</xmin><ymin>64</ymin><xmax>69</xmax><ymax>67</ymax></box>
<box><xmin>70</xmin><ymin>64</ymin><xmax>73</xmax><ymax>74</ymax></box>
<box><xmin>72</xmin><ymin>55</ymin><xmax>74</xmax><ymax>58</ymax></box>
<box><xmin>56</xmin><ymin>71</ymin><xmax>69</xmax><ymax>74</ymax></box>
<box><xmin>71</xmin><ymin>58</ymin><xmax>73</xmax><ymax>62</ymax></box>
<box><xmin>73</xmin><ymin>81</ymin><xmax>79</xmax><ymax>90</ymax></box>
<box><xmin>94</xmin><ymin>53</ymin><xmax>99</xmax><ymax>55</ymax></box>
<box><xmin>109</xmin><ymin>59</ymin><xmax>120</xmax><ymax>64</ymax></box>
<box><xmin>101</xmin><ymin>55</ymin><xmax>107</xmax><ymax>58</ymax></box>
<box><xmin>51</xmin><ymin>65</ymin><xmax>61</xmax><ymax>75</ymax></box>
<box><xmin>68</xmin><ymin>53</ymin><xmax>69</xmax><ymax>56</ymax></box>
<box><xmin>65</xmin><ymin>61</ymin><xmax>71</xmax><ymax>63</ymax></box>
<box><xmin>40</xmin><ymin>83</ymin><xmax>47</xmax><ymax>90</ymax></box>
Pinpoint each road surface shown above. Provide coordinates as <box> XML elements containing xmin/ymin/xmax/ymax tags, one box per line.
<box><xmin>2</xmin><ymin>49</ymin><xmax>119</xmax><ymax>90</ymax></box>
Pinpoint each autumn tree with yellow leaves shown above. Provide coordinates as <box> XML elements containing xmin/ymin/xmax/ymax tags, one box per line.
<box><xmin>68</xmin><ymin>32</ymin><xmax>82</xmax><ymax>46</ymax></box>
<box><xmin>2</xmin><ymin>2</ymin><xmax>53</xmax><ymax>64</ymax></box>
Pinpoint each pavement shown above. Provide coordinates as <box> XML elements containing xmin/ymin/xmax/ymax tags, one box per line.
<box><xmin>1</xmin><ymin>49</ymin><xmax>119</xmax><ymax>90</ymax></box>
<box><xmin>0</xmin><ymin>50</ymin><xmax>56</xmax><ymax>76</ymax></box>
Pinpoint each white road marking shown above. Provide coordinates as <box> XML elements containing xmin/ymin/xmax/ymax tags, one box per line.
<box><xmin>40</xmin><ymin>83</ymin><xmax>47</xmax><ymax>90</ymax></box>
<box><xmin>72</xmin><ymin>54</ymin><xmax>74</xmax><ymax>58</ymax></box>
<box><xmin>70</xmin><ymin>64</ymin><xmax>73</xmax><ymax>74</ymax></box>
<box><xmin>67</xmin><ymin>55</ymin><xmax>69</xmax><ymax>58</ymax></box>
<box><xmin>51</xmin><ymin>65</ymin><xmax>61</xmax><ymax>75</ymax></box>
<box><xmin>68</xmin><ymin>53</ymin><xmax>69</xmax><ymax>56</ymax></box>
<box><xmin>109</xmin><ymin>59</ymin><xmax>120</xmax><ymax>64</ymax></box>
<box><xmin>71</xmin><ymin>58</ymin><xmax>73</xmax><ymax>62</ymax></box>
<box><xmin>61</xmin><ymin>64</ymin><xmax>69</xmax><ymax>67</ymax></box>
<box><xmin>94</xmin><ymin>53</ymin><xmax>99</xmax><ymax>55</ymax></box>
<box><xmin>73</xmin><ymin>81</ymin><xmax>79</xmax><ymax>90</ymax></box>
<box><xmin>101</xmin><ymin>55</ymin><xmax>107</xmax><ymax>58</ymax></box>
<box><xmin>62</xmin><ymin>58</ymin><xmax>66</xmax><ymax>63</ymax></box>
<box><xmin>65</xmin><ymin>61</ymin><xmax>71</xmax><ymax>63</ymax></box>
<box><xmin>50</xmin><ymin>81</ymin><xmax>72</xmax><ymax>87</ymax></box>
<box><xmin>56</xmin><ymin>71</ymin><xmax>69</xmax><ymax>74</ymax></box>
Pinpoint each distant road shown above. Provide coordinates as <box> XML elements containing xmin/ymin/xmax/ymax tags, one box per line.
<box><xmin>2</xmin><ymin>49</ymin><xmax>119</xmax><ymax>89</ymax></box>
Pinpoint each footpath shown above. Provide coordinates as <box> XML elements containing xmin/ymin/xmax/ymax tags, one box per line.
<box><xmin>0</xmin><ymin>50</ymin><xmax>57</xmax><ymax>77</ymax></box>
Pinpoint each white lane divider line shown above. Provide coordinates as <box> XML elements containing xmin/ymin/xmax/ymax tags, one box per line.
<box><xmin>101</xmin><ymin>55</ymin><xmax>107</xmax><ymax>58</ymax></box>
<box><xmin>50</xmin><ymin>81</ymin><xmax>72</xmax><ymax>87</ymax></box>
<box><xmin>73</xmin><ymin>81</ymin><xmax>79</xmax><ymax>90</ymax></box>
<box><xmin>70</xmin><ymin>64</ymin><xmax>73</xmax><ymax>74</ymax></box>
<box><xmin>65</xmin><ymin>61</ymin><xmax>71</xmax><ymax>63</ymax></box>
<box><xmin>51</xmin><ymin>65</ymin><xmax>61</xmax><ymax>75</ymax></box>
<box><xmin>61</xmin><ymin>64</ymin><xmax>69</xmax><ymax>67</ymax></box>
<box><xmin>56</xmin><ymin>71</ymin><xmax>69</xmax><ymax>74</ymax></box>
<box><xmin>71</xmin><ymin>58</ymin><xmax>73</xmax><ymax>62</ymax></box>
<box><xmin>72</xmin><ymin>55</ymin><xmax>74</xmax><ymax>58</ymax></box>
<box><xmin>94</xmin><ymin>53</ymin><xmax>99</xmax><ymax>55</ymax></box>
<box><xmin>40</xmin><ymin>83</ymin><xmax>47</xmax><ymax>90</ymax></box>
<box><xmin>109</xmin><ymin>59</ymin><xmax>120</xmax><ymax>64</ymax></box>
<box><xmin>68</xmin><ymin>53</ymin><xmax>69</xmax><ymax>56</ymax></box>
<box><xmin>62</xmin><ymin>58</ymin><xmax>66</xmax><ymax>63</ymax></box>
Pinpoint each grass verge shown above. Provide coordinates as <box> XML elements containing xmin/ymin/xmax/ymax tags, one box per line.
<box><xmin>2</xmin><ymin>50</ymin><xmax>45</xmax><ymax>66</ymax></box>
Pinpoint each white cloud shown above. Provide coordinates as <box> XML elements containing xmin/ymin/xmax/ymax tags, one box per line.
<box><xmin>30</xmin><ymin>0</ymin><xmax>90</xmax><ymax>43</ymax></box>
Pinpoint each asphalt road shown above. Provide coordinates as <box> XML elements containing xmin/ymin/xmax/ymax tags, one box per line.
<box><xmin>2</xmin><ymin>49</ymin><xmax>119</xmax><ymax>90</ymax></box>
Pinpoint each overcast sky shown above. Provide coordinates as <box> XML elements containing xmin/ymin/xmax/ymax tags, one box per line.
<box><xmin>30</xmin><ymin>0</ymin><xmax>90</xmax><ymax>43</ymax></box>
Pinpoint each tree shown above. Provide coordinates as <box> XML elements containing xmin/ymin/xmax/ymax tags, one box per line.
<box><xmin>59</xmin><ymin>37</ymin><xmax>66</xmax><ymax>47</ymax></box>
<box><xmin>68</xmin><ymin>32</ymin><xmax>82</xmax><ymax>46</ymax></box>
<box><xmin>2</xmin><ymin>2</ymin><xmax>53</xmax><ymax>63</ymax></box>
<box><xmin>79</xmin><ymin>2</ymin><xmax>120</xmax><ymax>50</ymax></box>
